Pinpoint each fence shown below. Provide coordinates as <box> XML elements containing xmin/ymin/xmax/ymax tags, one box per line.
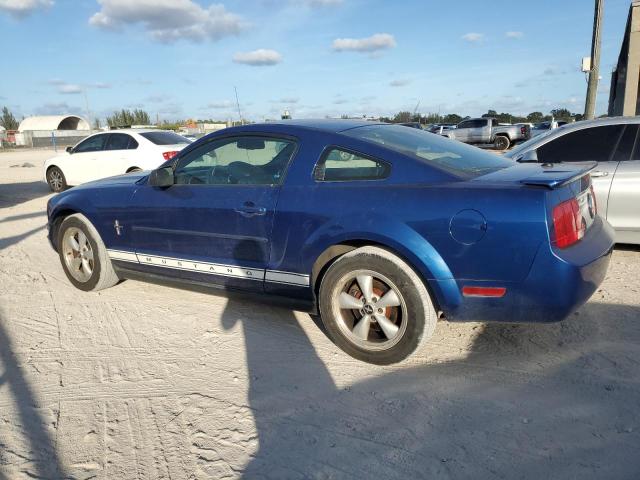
<box><xmin>1</xmin><ymin>130</ymin><xmax>90</xmax><ymax>149</ymax></box>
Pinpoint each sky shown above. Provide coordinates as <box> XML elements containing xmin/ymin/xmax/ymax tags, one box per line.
<box><xmin>0</xmin><ymin>0</ymin><xmax>634</xmax><ymax>124</ymax></box>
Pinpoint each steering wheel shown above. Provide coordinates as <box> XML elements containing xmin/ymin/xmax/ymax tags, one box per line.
<box><xmin>227</xmin><ymin>161</ymin><xmax>254</xmax><ymax>184</ymax></box>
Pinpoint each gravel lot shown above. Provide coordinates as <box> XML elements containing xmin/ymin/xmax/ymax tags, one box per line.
<box><xmin>1</xmin><ymin>149</ymin><xmax>639</xmax><ymax>479</ymax></box>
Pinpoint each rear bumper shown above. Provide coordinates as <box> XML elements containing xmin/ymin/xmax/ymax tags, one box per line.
<box><xmin>441</xmin><ymin>215</ymin><xmax>614</xmax><ymax>323</ymax></box>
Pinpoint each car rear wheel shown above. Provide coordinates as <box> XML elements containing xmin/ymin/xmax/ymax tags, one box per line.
<box><xmin>319</xmin><ymin>246</ymin><xmax>437</xmax><ymax>365</ymax></box>
<box><xmin>493</xmin><ymin>135</ymin><xmax>510</xmax><ymax>151</ymax></box>
<box><xmin>126</xmin><ymin>167</ymin><xmax>142</xmax><ymax>173</ymax></box>
<box><xmin>47</xmin><ymin>166</ymin><xmax>67</xmax><ymax>192</ymax></box>
<box><xmin>57</xmin><ymin>214</ymin><xmax>119</xmax><ymax>292</ymax></box>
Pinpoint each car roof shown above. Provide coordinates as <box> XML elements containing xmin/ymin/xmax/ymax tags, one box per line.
<box><xmin>554</xmin><ymin>116</ymin><xmax>640</xmax><ymax>131</ymax></box>
<box><xmin>249</xmin><ymin>118</ymin><xmax>385</xmax><ymax>133</ymax></box>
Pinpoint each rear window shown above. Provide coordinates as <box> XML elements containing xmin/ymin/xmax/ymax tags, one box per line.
<box><xmin>343</xmin><ymin>124</ymin><xmax>512</xmax><ymax>178</ymax></box>
<box><xmin>139</xmin><ymin>131</ymin><xmax>190</xmax><ymax>145</ymax></box>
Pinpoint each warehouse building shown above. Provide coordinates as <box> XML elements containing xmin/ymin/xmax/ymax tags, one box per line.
<box><xmin>16</xmin><ymin>115</ymin><xmax>90</xmax><ymax>147</ymax></box>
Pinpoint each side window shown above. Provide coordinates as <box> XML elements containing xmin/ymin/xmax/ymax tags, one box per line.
<box><xmin>74</xmin><ymin>134</ymin><xmax>107</xmax><ymax>153</ymax></box>
<box><xmin>473</xmin><ymin>119</ymin><xmax>487</xmax><ymax>128</ymax></box>
<box><xmin>174</xmin><ymin>136</ymin><xmax>296</xmax><ymax>185</ymax></box>
<box><xmin>105</xmin><ymin>133</ymin><xmax>133</xmax><ymax>151</ymax></box>
<box><xmin>613</xmin><ymin>125</ymin><xmax>637</xmax><ymax>162</ymax></box>
<box><xmin>457</xmin><ymin>120</ymin><xmax>473</xmax><ymax>129</ymax></box>
<box><xmin>537</xmin><ymin>125</ymin><xmax>623</xmax><ymax>163</ymax></box>
<box><xmin>128</xmin><ymin>137</ymin><xmax>139</xmax><ymax>149</ymax></box>
<box><xmin>314</xmin><ymin>148</ymin><xmax>390</xmax><ymax>182</ymax></box>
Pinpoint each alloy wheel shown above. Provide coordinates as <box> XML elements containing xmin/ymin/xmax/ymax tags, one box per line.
<box><xmin>332</xmin><ymin>269</ymin><xmax>408</xmax><ymax>351</ymax></box>
<box><xmin>62</xmin><ymin>227</ymin><xmax>94</xmax><ymax>282</ymax></box>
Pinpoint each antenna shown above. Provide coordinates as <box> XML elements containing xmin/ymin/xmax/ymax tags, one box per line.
<box><xmin>234</xmin><ymin>86</ymin><xmax>243</xmax><ymax>125</ymax></box>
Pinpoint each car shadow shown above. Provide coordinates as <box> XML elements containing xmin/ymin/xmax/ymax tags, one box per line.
<box><xmin>0</xmin><ymin>181</ymin><xmax>51</xmax><ymax>209</ymax></box>
<box><xmin>0</xmin><ymin>225</ymin><xmax>46</xmax><ymax>250</ymax></box>
<box><xmin>0</xmin><ymin>309</ymin><xmax>66</xmax><ymax>479</ymax></box>
<box><xmin>220</xmin><ymin>298</ymin><xmax>640</xmax><ymax>479</ymax></box>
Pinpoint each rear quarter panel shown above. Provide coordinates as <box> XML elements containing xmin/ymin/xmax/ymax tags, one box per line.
<box><xmin>266</xmin><ymin>129</ymin><xmax>548</xmax><ymax>314</ymax></box>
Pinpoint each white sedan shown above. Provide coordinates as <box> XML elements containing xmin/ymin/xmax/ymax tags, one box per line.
<box><xmin>43</xmin><ymin>129</ymin><xmax>191</xmax><ymax>192</ymax></box>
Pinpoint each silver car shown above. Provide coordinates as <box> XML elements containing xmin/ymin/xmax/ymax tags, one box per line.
<box><xmin>505</xmin><ymin>117</ymin><xmax>640</xmax><ymax>244</ymax></box>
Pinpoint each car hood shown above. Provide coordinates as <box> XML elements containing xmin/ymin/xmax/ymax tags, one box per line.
<box><xmin>73</xmin><ymin>172</ymin><xmax>148</xmax><ymax>190</ymax></box>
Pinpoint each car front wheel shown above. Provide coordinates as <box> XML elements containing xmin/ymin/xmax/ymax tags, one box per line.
<box><xmin>319</xmin><ymin>246</ymin><xmax>437</xmax><ymax>365</ymax></box>
<box><xmin>57</xmin><ymin>213</ymin><xmax>119</xmax><ymax>292</ymax></box>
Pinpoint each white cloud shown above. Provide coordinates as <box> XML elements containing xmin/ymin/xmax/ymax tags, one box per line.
<box><xmin>91</xmin><ymin>82</ymin><xmax>112</xmax><ymax>89</ymax></box>
<box><xmin>58</xmin><ymin>84</ymin><xmax>83</xmax><ymax>94</ymax></box>
<box><xmin>332</xmin><ymin>33</ymin><xmax>396</xmax><ymax>53</ymax></box>
<box><xmin>0</xmin><ymin>0</ymin><xmax>52</xmax><ymax>18</ymax></box>
<box><xmin>272</xmin><ymin>97</ymin><xmax>299</xmax><ymax>104</ymax></box>
<box><xmin>89</xmin><ymin>0</ymin><xmax>246</xmax><ymax>43</ymax></box>
<box><xmin>389</xmin><ymin>79</ymin><xmax>411</xmax><ymax>87</ymax></box>
<box><xmin>461</xmin><ymin>32</ymin><xmax>484</xmax><ymax>43</ymax></box>
<box><xmin>505</xmin><ymin>31</ymin><xmax>524</xmax><ymax>39</ymax></box>
<box><xmin>206</xmin><ymin>100</ymin><xmax>235</xmax><ymax>109</ymax></box>
<box><xmin>233</xmin><ymin>49</ymin><xmax>282</xmax><ymax>66</ymax></box>
<box><xmin>35</xmin><ymin>102</ymin><xmax>82</xmax><ymax>115</ymax></box>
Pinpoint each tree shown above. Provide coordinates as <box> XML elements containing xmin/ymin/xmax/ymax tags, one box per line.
<box><xmin>442</xmin><ymin>113</ymin><xmax>463</xmax><ymax>124</ymax></box>
<box><xmin>106</xmin><ymin>109</ymin><xmax>151</xmax><ymax>127</ymax></box>
<box><xmin>550</xmin><ymin>108</ymin><xmax>573</xmax><ymax>121</ymax></box>
<box><xmin>93</xmin><ymin>118</ymin><xmax>102</xmax><ymax>130</ymax></box>
<box><xmin>392</xmin><ymin>111</ymin><xmax>413</xmax><ymax>123</ymax></box>
<box><xmin>526</xmin><ymin>112</ymin><xmax>544</xmax><ymax>123</ymax></box>
<box><xmin>1</xmin><ymin>106</ymin><xmax>19</xmax><ymax>130</ymax></box>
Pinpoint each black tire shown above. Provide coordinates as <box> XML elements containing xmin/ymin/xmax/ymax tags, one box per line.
<box><xmin>127</xmin><ymin>167</ymin><xmax>142</xmax><ymax>173</ymax></box>
<box><xmin>57</xmin><ymin>213</ymin><xmax>119</xmax><ymax>292</ymax></box>
<box><xmin>319</xmin><ymin>246</ymin><xmax>437</xmax><ymax>365</ymax></box>
<box><xmin>493</xmin><ymin>135</ymin><xmax>510</xmax><ymax>151</ymax></box>
<box><xmin>47</xmin><ymin>166</ymin><xmax>67</xmax><ymax>192</ymax></box>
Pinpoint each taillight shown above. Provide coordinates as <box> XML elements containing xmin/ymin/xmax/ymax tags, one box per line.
<box><xmin>520</xmin><ymin>126</ymin><xmax>526</xmax><ymax>135</ymax></box>
<box><xmin>163</xmin><ymin>151</ymin><xmax>178</xmax><ymax>161</ymax></box>
<box><xmin>590</xmin><ymin>184</ymin><xmax>598</xmax><ymax>215</ymax></box>
<box><xmin>552</xmin><ymin>197</ymin><xmax>585</xmax><ymax>248</ymax></box>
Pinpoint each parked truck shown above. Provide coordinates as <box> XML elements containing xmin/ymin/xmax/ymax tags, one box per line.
<box><xmin>441</xmin><ymin>117</ymin><xmax>530</xmax><ymax>151</ymax></box>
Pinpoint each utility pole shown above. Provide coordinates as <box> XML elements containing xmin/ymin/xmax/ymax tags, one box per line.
<box><xmin>584</xmin><ymin>0</ymin><xmax>604</xmax><ymax>119</ymax></box>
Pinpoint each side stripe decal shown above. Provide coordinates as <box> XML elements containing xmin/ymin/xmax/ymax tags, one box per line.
<box><xmin>106</xmin><ymin>249</ymin><xmax>310</xmax><ymax>287</ymax></box>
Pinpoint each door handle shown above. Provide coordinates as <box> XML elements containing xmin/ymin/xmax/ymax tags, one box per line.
<box><xmin>591</xmin><ymin>170</ymin><xmax>609</xmax><ymax>178</ymax></box>
<box><xmin>235</xmin><ymin>203</ymin><xmax>267</xmax><ymax>217</ymax></box>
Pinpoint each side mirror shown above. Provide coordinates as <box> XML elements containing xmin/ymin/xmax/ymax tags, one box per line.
<box><xmin>148</xmin><ymin>166</ymin><xmax>174</xmax><ymax>187</ymax></box>
<box><xmin>65</xmin><ymin>146</ymin><xmax>73</xmax><ymax>154</ymax></box>
<box><xmin>518</xmin><ymin>150</ymin><xmax>539</xmax><ymax>163</ymax></box>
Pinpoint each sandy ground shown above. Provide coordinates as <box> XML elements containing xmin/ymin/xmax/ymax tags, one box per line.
<box><xmin>0</xmin><ymin>149</ymin><xmax>639</xmax><ymax>480</ymax></box>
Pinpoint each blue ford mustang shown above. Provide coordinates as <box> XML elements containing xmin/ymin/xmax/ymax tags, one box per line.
<box><xmin>47</xmin><ymin>120</ymin><xmax>614</xmax><ymax>364</ymax></box>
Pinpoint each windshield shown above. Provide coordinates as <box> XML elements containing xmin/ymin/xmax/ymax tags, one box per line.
<box><xmin>343</xmin><ymin>124</ymin><xmax>513</xmax><ymax>178</ymax></box>
<box><xmin>140</xmin><ymin>131</ymin><xmax>190</xmax><ymax>145</ymax></box>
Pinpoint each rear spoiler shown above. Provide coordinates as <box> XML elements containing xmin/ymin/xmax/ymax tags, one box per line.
<box><xmin>519</xmin><ymin>162</ymin><xmax>597</xmax><ymax>189</ymax></box>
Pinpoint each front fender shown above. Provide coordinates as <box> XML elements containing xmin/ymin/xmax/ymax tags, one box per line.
<box><xmin>47</xmin><ymin>191</ymin><xmax>100</xmax><ymax>250</ymax></box>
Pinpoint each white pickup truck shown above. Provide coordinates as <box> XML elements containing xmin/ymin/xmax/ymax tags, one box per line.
<box><xmin>441</xmin><ymin>117</ymin><xmax>531</xmax><ymax>151</ymax></box>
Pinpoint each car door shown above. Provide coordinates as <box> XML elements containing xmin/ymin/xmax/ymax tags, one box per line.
<box><xmin>536</xmin><ymin>124</ymin><xmax>626</xmax><ymax>215</ymax></box>
<box><xmin>128</xmin><ymin>134</ymin><xmax>297</xmax><ymax>292</ymax></box>
<box><xmin>454</xmin><ymin>120</ymin><xmax>474</xmax><ymax>142</ymax></box>
<box><xmin>607</xmin><ymin>124</ymin><xmax>640</xmax><ymax>241</ymax></box>
<box><xmin>102</xmin><ymin>133</ymin><xmax>139</xmax><ymax>177</ymax></box>
<box><xmin>65</xmin><ymin>133</ymin><xmax>108</xmax><ymax>184</ymax></box>
<box><xmin>471</xmin><ymin>118</ymin><xmax>490</xmax><ymax>143</ymax></box>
